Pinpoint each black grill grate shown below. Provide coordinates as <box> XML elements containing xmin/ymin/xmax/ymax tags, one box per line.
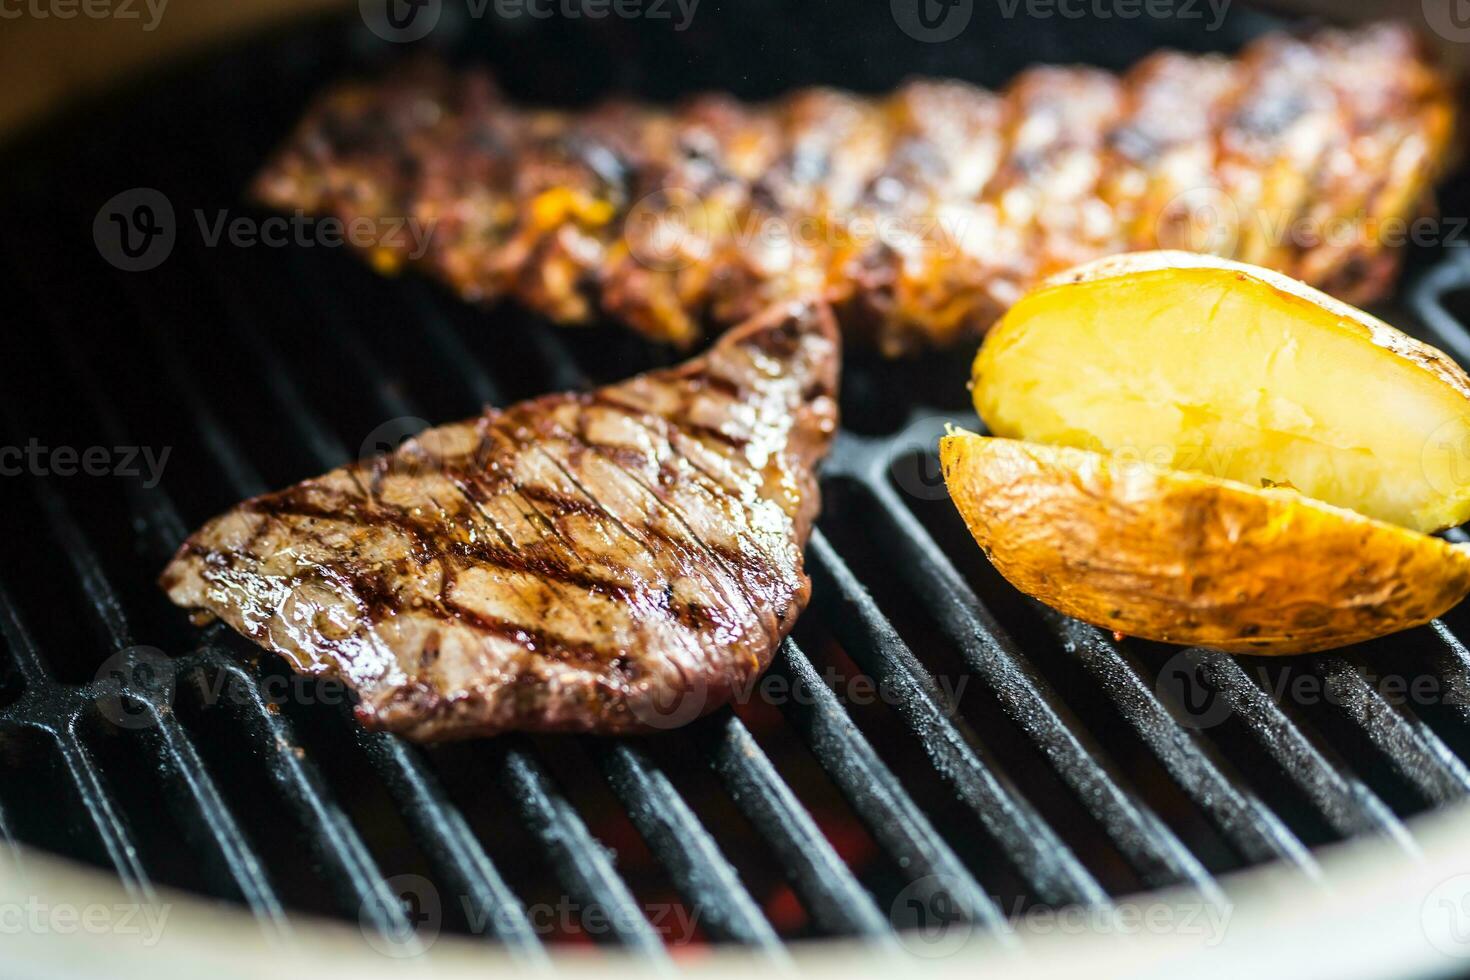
<box><xmin>5</xmin><ymin>6</ymin><xmax>1470</xmax><ymax>959</ymax></box>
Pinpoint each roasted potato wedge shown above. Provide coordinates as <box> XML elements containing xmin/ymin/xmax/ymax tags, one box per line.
<box><xmin>974</xmin><ymin>251</ymin><xmax>1470</xmax><ymax>533</ymax></box>
<box><xmin>940</xmin><ymin>434</ymin><xmax>1470</xmax><ymax>654</ymax></box>
<box><xmin>950</xmin><ymin>251</ymin><xmax>1470</xmax><ymax>653</ymax></box>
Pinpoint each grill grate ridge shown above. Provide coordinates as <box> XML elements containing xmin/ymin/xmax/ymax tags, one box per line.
<box><xmin>1307</xmin><ymin>655</ymin><xmax>1470</xmax><ymax>806</ymax></box>
<box><xmin>1189</xmin><ymin>652</ymin><xmax>1412</xmax><ymax>846</ymax></box>
<box><xmin>1037</xmin><ymin>611</ymin><xmax>1318</xmax><ymax>873</ymax></box>
<box><xmin>696</xmin><ymin>711</ymin><xmax>896</xmax><ymax>942</ymax></box>
<box><xmin>806</xmin><ymin>531</ymin><xmax>1109</xmax><ymax>908</ymax></box>
<box><xmin>593</xmin><ymin>740</ymin><xmax>788</xmax><ymax>952</ymax></box>
<box><xmin>859</xmin><ymin>475</ymin><xmax>1221</xmax><ymax>897</ymax></box>
<box><xmin>771</xmin><ymin>637</ymin><xmax>1010</xmax><ymax>934</ymax></box>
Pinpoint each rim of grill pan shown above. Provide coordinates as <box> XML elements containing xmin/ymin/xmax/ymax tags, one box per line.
<box><xmin>6</xmin><ymin>799</ymin><xmax>1470</xmax><ymax>976</ymax></box>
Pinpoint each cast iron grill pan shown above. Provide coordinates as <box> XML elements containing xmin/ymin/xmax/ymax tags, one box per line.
<box><xmin>3</xmin><ymin>3</ymin><xmax>1470</xmax><ymax>957</ymax></box>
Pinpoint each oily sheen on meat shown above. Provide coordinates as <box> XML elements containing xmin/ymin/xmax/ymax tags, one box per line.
<box><xmin>160</xmin><ymin>301</ymin><xmax>839</xmax><ymax>740</ymax></box>
<box><xmin>254</xmin><ymin>22</ymin><xmax>1452</xmax><ymax>354</ymax></box>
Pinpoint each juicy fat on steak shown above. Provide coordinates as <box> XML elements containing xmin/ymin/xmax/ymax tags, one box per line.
<box><xmin>254</xmin><ymin>22</ymin><xmax>1454</xmax><ymax>355</ymax></box>
<box><xmin>160</xmin><ymin>301</ymin><xmax>839</xmax><ymax>740</ymax></box>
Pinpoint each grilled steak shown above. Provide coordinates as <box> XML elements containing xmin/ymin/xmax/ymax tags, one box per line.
<box><xmin>159</xmin><ymin>301</ymin><xmax>839</xmax><ymax>740</ymax></box>
<box><xmin>255</xmin><ymin>22</ymin><xmax>1453</xmax><ymax>355</ymax></box>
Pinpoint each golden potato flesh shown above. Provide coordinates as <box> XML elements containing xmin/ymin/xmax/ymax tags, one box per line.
<box><xmin>940</xmin><ymin>433</ymin><xmax>1470</xmax><ymax>654</ymax></box>
<box><xmin>973</xmin><ymin>251</ymin><xmax>1470</xmax><ymax>533</ymax></box>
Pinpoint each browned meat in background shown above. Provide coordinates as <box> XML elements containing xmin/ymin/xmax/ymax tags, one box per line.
<box><xmin>254</xmin><ymin>21</ymin><xmax>1454</xmax><ymax>356</ymax></box>
<box><xmin>159</xmin><ymin>301</ymin><xmax>839</xmax><ymax>741</ymax></box>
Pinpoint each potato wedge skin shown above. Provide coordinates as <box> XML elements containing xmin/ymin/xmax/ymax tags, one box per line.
<box><xmin>973</xmin><ymin>250</ymin><xmax>1470</xmax><ymax>534</ymax></box>
<box><xmin>940</xmin><ymin>433</ymin><xmax>1470</xmax><ymax>654</ymax></box>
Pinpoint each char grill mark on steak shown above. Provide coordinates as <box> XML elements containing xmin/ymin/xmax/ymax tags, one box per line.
<box><xmin>160</xmin><ymin>301</ymin><xmax>839</xmax><ymax>740</ymax></box>
<box><xmin>254</xmin><ymin>22</ymin><xmax>1454</xmax><ymax>355</ymax></box>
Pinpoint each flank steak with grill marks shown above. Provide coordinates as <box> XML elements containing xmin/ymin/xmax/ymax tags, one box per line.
<box><xmin>160</xmin><ymin>300</ymin><xmax>839</xmax><ymax>740</ymax></box>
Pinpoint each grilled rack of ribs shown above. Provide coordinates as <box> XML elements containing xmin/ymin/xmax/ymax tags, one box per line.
<box><xmin>161</xmin><ymin>301</ymin><xmax>839</xmax><ymax>741</ymax></box>
<box><xmin>255</xmin><ymin>22</ymin><xmax>1454</xmax><ymax>355</ymax></box>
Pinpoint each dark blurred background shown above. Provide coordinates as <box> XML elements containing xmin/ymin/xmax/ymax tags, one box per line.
<box><xmin>0</xmin><ymin>0</ymin><xmax>1461</xmax><ymax>142</ymax></box>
